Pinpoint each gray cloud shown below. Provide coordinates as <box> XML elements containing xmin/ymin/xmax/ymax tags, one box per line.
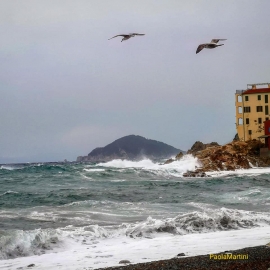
<box><xmin>1</xmin><ymin>0</ymin><xmax>270</xmax><ymax>162</ymax></box>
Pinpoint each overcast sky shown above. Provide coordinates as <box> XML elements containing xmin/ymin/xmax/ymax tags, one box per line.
<box><xmin>1</xmin><ymin>0</ymin><xmax>270</xmax><ymax>163</ymax></box>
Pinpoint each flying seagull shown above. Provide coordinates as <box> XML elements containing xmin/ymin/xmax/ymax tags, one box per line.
<box><xmin>196</xmin><ymin>39</ymin><xmax>227</xmax><ymax>54</ymax></box>
<box><xmin>108</xmin><ymin>33</ymin><xmax>145</xmax><ymax>42</ymax></box>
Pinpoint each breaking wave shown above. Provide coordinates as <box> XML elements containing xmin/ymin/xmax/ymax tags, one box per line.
<box><xmin>0</xmin><ymin>228</ymin><xmax>66</xmax><ymax>260</ymax></box>
<box><xmin>1</xmin><ymin>207</ymin><xmax>270</xmax><ymax>260</ymax></box>
<box><xmin>96</xmin><ymin>155</ymin><xmax>201</xmax><ymax>176</ymax></box>
<box><xmin>123</xmin><ymin>208</ymin><xmax>270</xmax><ymax>238</ymax></box>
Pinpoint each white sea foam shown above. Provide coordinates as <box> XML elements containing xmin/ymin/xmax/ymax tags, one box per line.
<box><xmin>0</xmin><ymin>165</ymin><xmax>16</xmax><ymax>170</ymax></box>
<box><xmin>0</xmin><ymin>228</ymin><xmax>70</xmax><ymax>260</ymax></box>
<box><xmin>0</xmin><ymin>190</ymin><xmax>19</xmax><ymax>196</ymax></box>
<box><xmin>122</xmin><ymin>208</ymin><xmax>270</xmax><ymax>238</ymax></box>
<box><xmin>83</xmin><ymin>168</ymin><xmax>105</xmax><ymax>172</ymax></box>
<box><xmin>95</xmin><ymin>155</ymin><xmax>270</xmax><ymax>178</ymax></box>
<box><xmin>207</xmin><ymin>167</ymin><xmax>270</xmax><ymax>177</ymax></box>
<box><xmin>1</xmin><ymin>226</ymin><xmax>270</xmax><ymax>270</ymax></box>
<box><xmin>2</xmin><ymin>161</ymin><xmax>270</xmax><ymax>269</ymax></box>
<box><xmin>79</xmin><ymin>173</ymin><xmax>93</xmax><ymax>180</ymax></box>
<box><xmin>97</xmin><ymin>155</ymin><xmax>201</xmax><ymax>177</ymax></box>
<box><xmin>98</xmin><ymin>159</ymin><xmax>158</xmax><ymax>168</ymax></box>
<box><xmin>2</xmin><ymin>207</ymin><xmax>269</xmax><ymax>261</ymax></box>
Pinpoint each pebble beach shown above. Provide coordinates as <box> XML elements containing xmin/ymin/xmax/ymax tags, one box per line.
<box><xmin>97</xmin><ymin>245</ymin><xmax>270</xmax><ymax>270</ymax></box>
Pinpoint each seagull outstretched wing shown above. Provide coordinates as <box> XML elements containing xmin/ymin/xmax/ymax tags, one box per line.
<box><xmin>211</xmin><ymin>39</ymin><xmax>227</xmax><ymax>44</ymax></box>
<box><xmin>108</xmin><ymin>34</ymin><xmax>129</xmax><ymax>40</ymax></box>
<box><xmin>130</xmin><ymin>33</ymin><xmax>145</xmax><ymax>36</ymax></box>
<box><xmin>196</xmin><ymin>44</ymin><xmax>205</xmax><ymax>54</ymax></box>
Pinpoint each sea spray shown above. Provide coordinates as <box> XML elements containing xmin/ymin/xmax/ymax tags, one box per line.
<box><xmin>0</xmin><ymin>228</ymin><xmax>65</xmax><ymax>259</ymax></box>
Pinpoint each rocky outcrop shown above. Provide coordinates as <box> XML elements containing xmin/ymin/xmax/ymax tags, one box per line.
<box><xmin>165</xmin><ymin>140</ymin><xmax>270</xmax><ymax>176</ymax></box>
<box><xmin>182</xmin><ymin>171</ymin><xmax>208</xmax><ymax>177</ymax></box>
<box><xmin>186</xmin><ymin>141</ymin><xmax>220</xmax><ymax>156</ymax></box>
<box><xmin>193</xmin><ymin>140</ymin><xmax>268</xmax><ymax>172</ymax></box>
<box><xmin>77</xmin><ymin>135</ymin><xmax>184</xmax><ymax>162</ymax></box>
<box><xmin>163</xmin><ymin>152</ymin><xmax>184</xmax><ymax>164</ymax></box>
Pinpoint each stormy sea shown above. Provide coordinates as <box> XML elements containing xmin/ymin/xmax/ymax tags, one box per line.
<box><xmin>1</xmin><ymin>155</ymin><xmax>270</xmax><ymax>269</ymax></box>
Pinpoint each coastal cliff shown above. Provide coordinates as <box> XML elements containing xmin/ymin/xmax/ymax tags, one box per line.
<box><xmin>166</xmin><ymin>140</ymin><xmax>270</xmax><ymax>176</ymax></box>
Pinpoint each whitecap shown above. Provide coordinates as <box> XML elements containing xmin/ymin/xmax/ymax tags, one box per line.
<box><xmin>0</xmin><ymin>190</ymin><xmax>19</xmax><ymax>196</ymax></box>
<box><xmin>96</xmin><ymin>155</ymin><xmax>201</xmax><ymax>177</ymax></box>
<box><xmin>207</xmin><ymin>167</ymin><xmax>270</xmax><ymax>177</ymax></box>
<box><xmin>83</xmin><ymin>168</ymin><xmax>105</xmax><ymax>172</ymax></box>
<box><xmin>0</xmin><ymin>228</ymin><xmax>69</xmax><ymax>260</ymax></box>
<box><xmin>121</xmin><ymin>207</ymin><xmax>270</xmax><ymax>239</ymax></box>
<box><xmin>0</xmin><ymin>165</ymin><xmax>16</xmax><ymax>170</ymax></box>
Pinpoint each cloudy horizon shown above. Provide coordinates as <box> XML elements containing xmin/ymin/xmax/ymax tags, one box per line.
<box><xmin>1</xmin><ymin>1</ymin><xmax>270</xmax><ymax>163</ymax></box>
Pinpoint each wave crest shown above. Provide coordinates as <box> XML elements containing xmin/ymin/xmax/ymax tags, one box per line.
<box><xmin>0</xmin><ymin>228</ymin><xmax>64</xmax><ymax>260</ymax></box>
<box><xmin>123</xmin><ymin>208</ymin><xmax>270</xmax><ymax>238</ymax></box>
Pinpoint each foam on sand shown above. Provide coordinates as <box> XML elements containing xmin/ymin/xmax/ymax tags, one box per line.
<box><xmin>1</xmin><ymin>226</ymin><xmax>269</xmax><ymax>270</ymax></box>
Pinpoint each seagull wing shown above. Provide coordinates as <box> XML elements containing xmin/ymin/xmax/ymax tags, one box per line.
<box><xmin>131</xmin><ymin>33</ymin><xmax>145</xmax><ymax>36</ymax></box>
<box><xmin>196</xmin><ymin>44</ymin><xmax>205</xmax><ymax>54</ymax></box>
<box><xmin>108</xmin><ymin>34</ymin><xmax>128</xmax><ymax>40</ymax></box>
<box><xmin>211</xmin><ymin>39</ymin><xmax>227</xmax><ymax>43</ymax></box>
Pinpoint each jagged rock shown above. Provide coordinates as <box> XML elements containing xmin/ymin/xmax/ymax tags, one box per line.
<box><xmin>164</xmin><ymin>158</ymin><xmax>174</xmax><ymax>164</ymax></box>
<box><xmin>165</xmin><ymin>139</ymin><xmax>269</xmax><ymax>177</ymax></box>
<box><xmin>185</xmin><ymin>140</ymin><xmax>269</xmax><ymax>176</ymax></box>
<box><xmin>183</xmin><ymin>170</ymin><xmax>209</xmax><ymax>177</ymax></box>
<box><xmin>175</xmin><ymin>152</ymin><xmax>183</xmax><ymax>160</ymax></box>
<box><xmin>187</xmin><ymin>141</ymin><xmax>219</xmax><ymax>156</ymax></box>
<box><xmin>163</xmin><ymin>139</ymin><xmax>270</xmax><ymax>177</ymax></box>
<box><xmin>163</xmin><ymin>152</ymin><xmax>184</xmax><ymax>165</ymax></box>
<box><xmin>186</xmin><ymin>141</ymin><xmax>205</xmax><ymax>155</ymax></box>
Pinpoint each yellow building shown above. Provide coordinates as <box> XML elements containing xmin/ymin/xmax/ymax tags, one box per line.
<box><xmin>235</xmin><ymin>83</ymin><xmax>270</xmax><ymax>141</ymax></box>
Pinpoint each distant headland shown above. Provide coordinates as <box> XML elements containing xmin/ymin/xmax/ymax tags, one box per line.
<box><xmin>76</xmin><ymin>135</ymin><xmax>184</xmax><ymax>162</ymax></box>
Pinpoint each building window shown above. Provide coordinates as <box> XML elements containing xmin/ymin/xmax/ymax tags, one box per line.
<box><xmin>238</xmin><ymin>118</ymin><xmax>243</xmax><ymax>125</ymax></box>
<box><xmin>265</xmin><ymin>95</ymin><xmax>268</xmax><ymax>103</ymax></box>
<box><xmin>248</xmin><ymin>130</ymin><xmax>252</xmax><ymax>135</ymax></box>
<box><xmin>258</xmin><ymin>95</ymin><xmax>261</xmax><ymax>100</ymax></box>
<box><xmin>244</xmin><ymin>107</ymin><xmax>251</xmax><ymax>113</ymax></box>
<box><xmin>258</xmin><ymin>118</ymin><xmax>262</xmax><ymax>124</ymax></box>
<box><xmin>266</xmin><ymin>117</ymin><xmax>269</xmax><ymax>121</ymax></box>
<box><xmin>245</xmin><ymin>96</ymin><xmax>249</xmax><ymax>101</ymax></box>
<box><xmin>238</xmin><ymin>107</ymin><xmax>242</xmax><ymax>113</ymax></box>
<box><xmin>265</xmin><ymin>105</ymin><xmax>269</xmax><ymax>115</ymax></box>
<box><xmin>256</xmin><ymin>106</ymin><xmax>263</xmax><ymax>112</ymax></box>
<box><xmin>246</xmin><ymin>118</ymin><xmax>249</xmax><ymax>124</ymax></box>
<box><xmin>238</xmin><ymin>96</ymin><xmax>242</xmax><ymax>102</ymax></box>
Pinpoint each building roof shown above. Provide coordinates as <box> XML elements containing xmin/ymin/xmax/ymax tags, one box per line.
<box><xmin>243</xmin><ymin>88</ymin><xmax>270</xmax><ymax>95</ymax></box>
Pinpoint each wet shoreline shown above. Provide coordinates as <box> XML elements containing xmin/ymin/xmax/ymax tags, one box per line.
<box><xmin>97</xmin><ymin>245</ymin><xmax>270</xmax><ymax>270</ymax></box>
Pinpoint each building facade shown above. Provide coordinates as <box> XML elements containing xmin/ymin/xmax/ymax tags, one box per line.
<box><xmin>262</xmin><ymin>120</ymin><xmax>270</xmax><ymax>149</ymax></box>
<box><xmin>235</xmin><ymin>83</ymin><xmax>270</xmax><ymax>141</ymax></box>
